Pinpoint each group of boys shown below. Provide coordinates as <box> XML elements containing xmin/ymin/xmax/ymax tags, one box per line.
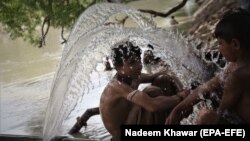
<box><xmin>70</xmin><ymin>8</ymin><xmax>250</xmax><ymax>141</ymax></box>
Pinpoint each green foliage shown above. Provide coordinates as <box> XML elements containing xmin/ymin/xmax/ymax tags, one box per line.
<box><xmin>0</xmin><ymin>0</ymin><xmax>104</xmax><ymax>46</ymax></box>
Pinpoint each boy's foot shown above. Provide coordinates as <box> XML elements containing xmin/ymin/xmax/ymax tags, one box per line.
<box><xmin>68</xmin><ymin>117</ymin><xmax>87</xmax><ymax>134</ymax></box>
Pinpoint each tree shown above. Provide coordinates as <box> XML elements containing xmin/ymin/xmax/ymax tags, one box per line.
<box><xmin>0</xmin><ymin>0</ymin><xmax>188</xmax><ymax>48</ymax></box>
<box><xmin>0</xmin><ymin>0</ymin><xmax>102</xmax><ymax>47</ymax></box>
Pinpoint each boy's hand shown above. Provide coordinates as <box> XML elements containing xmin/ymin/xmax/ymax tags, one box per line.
<box><xmin>166</xmin><ymin>106</ymin><xmax>193</xmax><ymax>124</ymax></box>
<box><xmin>165</xmin><ymin>106</ymin><xmax>182</xmax><ymax>124</ymax></box>
<box><xmin>195</xmin><ymin>108</ymin><xmax>219</xmax><ymax>124</ymax></box>
<box><xmin>176</xmin><ymin>90</ymin><xmax>190</xmax><ymax>100</ymax></box>
<box><xmin>166</xmin><ymin>90</ymin><xmax>192</xmax><ymax>124</ymax></box>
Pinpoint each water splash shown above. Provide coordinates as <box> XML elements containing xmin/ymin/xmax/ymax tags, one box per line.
<box><xmin>43</xmin><ymin>3</ymin><xmax>211</xmax><ymax>141</ymax></box>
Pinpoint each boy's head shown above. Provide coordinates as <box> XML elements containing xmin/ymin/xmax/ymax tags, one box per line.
<box><xmin>111</xmin><ymin>41</ymin><xmax>141</xmax><ymax>66</ymax></box>
<box><xmin>111</xmin><ymin>41</ymin><xmax>142</xmax><ymax>78</ymax></box>
<box><xmin>214</xmin><ymin>8</ymin><xmax>250</xmax><ymax>50</ymax></box>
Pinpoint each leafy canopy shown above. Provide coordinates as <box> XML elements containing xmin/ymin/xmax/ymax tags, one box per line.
<box><xmin>0</xmin><ymin>0</ymin><xmax>106</xmax><ymax>46</ymax></box>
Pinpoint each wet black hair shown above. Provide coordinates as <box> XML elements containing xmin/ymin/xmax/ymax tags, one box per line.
<box><xmin>214</xmin><ymin>8</ymin><xmax>250</xmax><ymax>49</ymax></box>
<box><xmin>111</xmin><ymin>41</ymin><xmax>141</xmax><ymax>66</ymax></box>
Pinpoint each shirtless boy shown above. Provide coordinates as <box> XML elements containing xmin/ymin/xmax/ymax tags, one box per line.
<box><xmin>166</xmin><ymin>8</ymin><xmax>250</xmax><ymax>125</ymax></box>
<box><xmin>69</xmin><ymin>43</ymin><xmax>184</xmax><ymax>135</ymax></box>
<box><xmin>100</xmin><ymin>41</ymin><xmax>187</xmax><ymax>140</ymax></box>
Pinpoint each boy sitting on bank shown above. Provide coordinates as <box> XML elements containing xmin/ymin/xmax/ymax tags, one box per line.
<box><xmin>69</xmin><ymin>42</ymin><xmax>183</xmax><ymax>134</ymax></box>
<box><xmin>100</xmin><ymin>41</ymin><xmax>188</xmax><ymax>140</ymax></box>
<box><xmin>166</xmin><ymin>8</ymin><xmax>250</xmax><ymax>125</ymax></box>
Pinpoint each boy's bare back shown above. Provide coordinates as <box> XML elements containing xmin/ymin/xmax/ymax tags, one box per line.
<box><xmin>222</xmin><ymin>64</ymin><xmax>250</xmax><ymax>123</ymax></box>
<box><xmin>100</xmin><ymin>78</ymin><xmax>135</xmax><ymax>137</ymax></box>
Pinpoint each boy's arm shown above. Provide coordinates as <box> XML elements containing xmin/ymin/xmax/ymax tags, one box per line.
<box><xmin>166</xmin><ymin>74</ymin><xmax>221</xmax><ymax>124</ymax></box>
<box><xmin>117</xmin><ymin>82</ymin><xmax>184</xmax><ymax>112</ymax></box>
<box><xmin>127</xmin><ymin>90</ymin><xmax>185</xmax><ymax>112</ymax></box>
<box><xmin>165</xmin><ymin>90</ymin><xmax>199</xmax><ymax>124</ymax></box>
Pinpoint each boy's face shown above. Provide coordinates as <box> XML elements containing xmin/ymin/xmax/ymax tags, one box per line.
<box><xmin>117</xmin><ymin>56</ymin><xmax>142</xmax><ymax>79</ymax></box>
<box><xmin>218</xmin><ymin>38</ymin><xmax>238</xmax><ymax>62</ymax></box>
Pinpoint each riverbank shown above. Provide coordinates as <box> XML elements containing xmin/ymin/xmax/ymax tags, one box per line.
<box><xmin>187</xmin><ymin>0</ymin><xmax>240</xmax><ymax>51</ymax></box>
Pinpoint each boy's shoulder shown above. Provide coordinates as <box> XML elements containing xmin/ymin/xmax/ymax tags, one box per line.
<box><xmin>235</xmin><ymin>64</ymin><xmax>250</xmax><ymax>75</ymax></box>
<box><xmin>105</xmin><ymin>78</ymin><xmax>131</xmax><ymax>93</ymax></box>
<box><xmin>105</xmin><ymin>79</ymin><xmax>119</xmax><ymax>90</ymax></box>
<box><xmin>102</xmin><ymin>80</ymin><xmax>122</xmax><ymax>99</ymax></box>
<box><xmin>230</xmin><ymin>64</ymin><xmax>250</xmax><ymax>83</ymax></box>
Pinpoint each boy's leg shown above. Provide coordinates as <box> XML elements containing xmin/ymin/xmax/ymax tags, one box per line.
<box><xmin>137</xmin><ymin>74</ymin><xmax>183</xmax><ymax>124</ymax></box>
<box><xmin>125</xmin><ymin>86</ymin><xmax>166</xmax><ymax>125</ymax></box>
<box><xmin>138</xmin><ymin>86</ymin><xmax>167</xmax><ymax>124</ymax></box>
<box><xmin>152</xmin><ymin>74</ymin><xmax>180</xmax><ymax>96</ymax></box>
<box><xmin>69</xmin><ymin>107</ymin><xmax>100</xmax><ymax>134</ymax></box>
<box><xmin>126</xmin><ymin>74</ymin><xmax>182</xmax><ymax>125</ymax></box>
<box><xmin>142</xmin><ymin>85</ymin><xmax>165</xmax><ymax>97</ymax></box>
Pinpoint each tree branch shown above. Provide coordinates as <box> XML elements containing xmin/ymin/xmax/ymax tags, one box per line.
<box><xmin>38</xmin><ymin>0</ymin><xmax>53</xmax><ymax>48</ymax></box>
<box><xmin>105</xmin><ymin>0</ymin><xmax>187</xmax><ymax>26</ymax></box>
<box><xmin>39</xmin><ymin>16</ymin><xmax>50</xmax><ymax>48</ymax></box>
<box><xmin>61</xmin><ymin>26</ymin><xmax>67</xmax><ymax>44</ymax></box>
<box><xmin>139</xmin><ymin>0</ymin><xmax>188</xmax><ymax>17</ymax></box>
